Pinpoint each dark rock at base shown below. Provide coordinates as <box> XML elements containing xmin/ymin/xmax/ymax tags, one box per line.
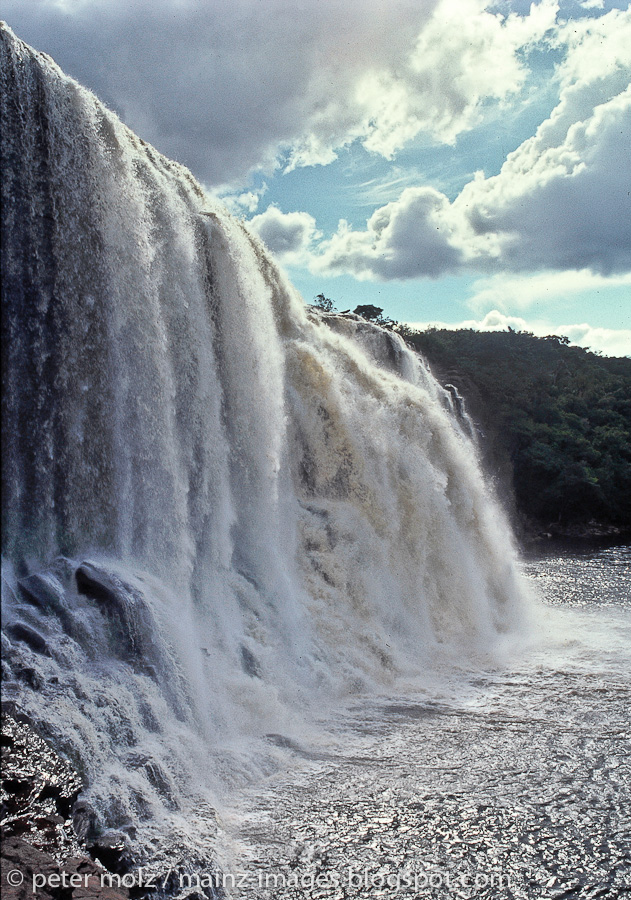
<box><xmin>1</xmin><ymin>715</ymin><xmax>136</xmax><ymax>897</ymax></box>
<box><xmin>72</xmin><ymin>801</ymin><xmax>99</xmax><ymax>843</ymax></box>
<box><xmin>87</xmin><ymin>831</ymin><xmax>133</xmax><ymax>875</ymax></box>
<box><xmin>1</xmin><ymin>714</ymin><xmax>82</xmax><ymax>838</ymax></box>
<box><xmin>75</xmin><ymin>564</ymin><xmax>125</xmax><ymax>607</ymax></box>
<box><xmin>10</xmin><ymin>665</ymin><xmax>44</xmax><ymax>690</ymax></box>
<box><xmin>16</xmin><ymin>568</ymin><xmax>81</xmax><ymax>638</ymax></box>
<box><xmin>1</xmin><ymin>836</ymin><xmax>129</xmax><ymax>900</ymax></box>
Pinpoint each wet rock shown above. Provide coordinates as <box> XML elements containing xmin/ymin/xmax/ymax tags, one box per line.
<box><xmin>1</xmin><ymin>715</ymin><xmax>144</xmax><ymax>895</ymax></box>
<box><xmin>17</xmin><ymin>572</ymin><xmax>66</xmax><ymax>614</ymax></box>
<box><xmin>143</xmin><ymin>762</ymin><xmax>174</xmax><ymax>802</ymax></box>
<box><xmin>1</xmin><ymin>714</ymin><xmax>82</xmax><ymax>829</ymax></box>
<box><xmin>240</xmin><ymin>645</ymin><xmax>261</xmax><ymax>678</ymax></box>
<box><xmin>1</xmin><ymin>716</ymin><xmax>83</xmax><ymax>871</ymax></box>
<box><xmin>124</xmin><ymin>754</ymin><xmax>175</xmax><ymax>805</ymax></box>
<box><xmin>6</xmin><ymin>623</ymin><xmax>50</xmax><ymax>656</ymax></box>
<box><xmin>72</xmin><ymin>800</ymin><xmax>98</xmax><ymax>843</ymax></box>
<box><xmin>75</xmin><ymin>564</ymin><xmax>125</xmax><ymax>607</ymax></box>
<box><xmin>1</xmin><ymin>836</ymin><xmax>129</xmax><ymax>900</ymax></box>
<box><xmin>75</xmin><ymin>563</ymin><xmax>155</xmax><ymax>663</ymax></box>
<box><xmin>11</xmin><ymin>665</ymin><xmax>44</xmax><ymax>690</ymax></box>
<box><xmin>0</xmin><ymin>718</ymin><xmax>130</xmax><ymax>896</ymax></box>
<box><xmin>139</xmin><ymin>663</ymin><xmax>158</xmax><ymax>680</ymax></box>
<box><xmin>49</xmin><ymin>557</ymin><xmax>77</xmax><ymax>583</ymax></box>
<box><xmin>87</xmin><ymin>831</ymin><xmax>133</xmax><ymax>874</ymax></box>
<box><xmin>16</xmin><ymin>568</ymin><xmax>79</xmax><ymax>637</ymax></box>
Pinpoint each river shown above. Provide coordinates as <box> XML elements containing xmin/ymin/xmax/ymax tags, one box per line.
<box><xmin>212</xmin><ymin>545</ymin><xmax>631</xmax><ymax>899</ymax></box>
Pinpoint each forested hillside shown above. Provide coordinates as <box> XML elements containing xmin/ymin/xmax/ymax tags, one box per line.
<box><xmin>398</xmin><ymin>326</ymin><xmax>631</xmax><ymax>538</ymax></box>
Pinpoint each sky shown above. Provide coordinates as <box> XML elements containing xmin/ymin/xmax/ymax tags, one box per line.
<box><xmin>4</xmin><ymin>0</ymin><xmax>631</xmax><ymax>356</ymax></box>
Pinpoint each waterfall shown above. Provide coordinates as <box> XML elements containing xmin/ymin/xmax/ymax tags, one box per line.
<box><xmin>1</xmin><ymin>23</ymin><xmax>528</xmax><ymax>870</ymax></box>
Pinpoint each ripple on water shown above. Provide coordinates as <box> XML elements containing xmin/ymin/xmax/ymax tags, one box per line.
<box><xmin>216</xmin><ymin>547</ymin><xmax>631</xmax><ymax>899</ymax></box>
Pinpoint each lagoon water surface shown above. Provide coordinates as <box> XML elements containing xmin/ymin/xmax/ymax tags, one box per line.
<box><xmin>216</xmin><ymin>546</ymin><xmax>631</xmax><ymax>899</ymax></box>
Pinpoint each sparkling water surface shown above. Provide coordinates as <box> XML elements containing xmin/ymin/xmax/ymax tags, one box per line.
<box><xmin>216</xmin><ymin>546</ymin><xmax>631</xmax><ymax>899</ymax></box>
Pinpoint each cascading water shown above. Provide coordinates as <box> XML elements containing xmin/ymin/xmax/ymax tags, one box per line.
<box><xmin>1</xmin><ymin>23</ymin><xmax>529</xmax><ymax>874</ymax></box>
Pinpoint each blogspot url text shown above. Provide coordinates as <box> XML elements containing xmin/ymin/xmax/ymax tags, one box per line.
<box><xmin>6</xmin><ymin>865</ymin><xmax>511</xmax><ymax>893</ymax></box>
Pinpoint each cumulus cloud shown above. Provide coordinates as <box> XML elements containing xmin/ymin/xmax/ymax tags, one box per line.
<box><xmin>5</xmin><ymin>0</ymin><xmax>629</xmax><ymax>288</ymax></box>
<box><xmin>312</xmin><ymin>187</ymin><xmax>465</xmax><ymax>279</ymax></box>
<box><xmin>405</xmin><ymin>310</ymin><xmax>631</xmax><ymax>357</ymax></box>
<box><xmin>458</xmin><ymin>85</ymin><xmax>631</xmax><ymax>275</ymax></box>
<box><xmin>3</xmin><ymin>0</ymin><xmax>561</xmax><ymax>184</ymax></box>
<box><xmin>249</xmin><ymin>206</ymin><xmax>319</xmax><ymax>265</ymax></box>
<box><xmin>467</xmin><ymin>270</ymin><xmax>631</xmax><ymax>313</ymax></box>
<box><xmin>358</xmin><ymin>0</ymin><xmax>558</xmax><ymax>154</ymax></box>
<box><xmin>2</xmin><ymin>0</ymin><xmax>432</xmax><ymax>183</ymax></box>
<box><xmin>559</xmin><ymin>324</ymin><xmax>631</xmax><ymax>357</ymax></box>
<box><xmin>311</xmin><ymin>6</ymin><xmax>631</xmax><ymax>280</ymax></box>
<box><xmin>214</xmin><ymin>187</ymin><xmax>267</xmax><ymax>216</ymax></box>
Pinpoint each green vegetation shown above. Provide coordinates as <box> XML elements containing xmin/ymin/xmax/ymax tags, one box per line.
<box><xmin>395</xmin><ymin>327</ymin><xmax>631</xmax><ymax>534</ymax></box>
<box><xmin>313</xmin><ymin>293</ymin><xmax>335</xmax><ymax>312</ymax></box>
<box><xmin>351</xmin><ymin>304</ymin><xmax>387</xmax><ymax>324</ymax></box>
<box><xmin>311</xmin><ymin>297</ymin><xmax>395</xmax><ymax>327</ymax></box>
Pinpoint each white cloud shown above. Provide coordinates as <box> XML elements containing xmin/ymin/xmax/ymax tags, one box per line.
<box><xmin>358</xmin><ymin>0</ymin><xmax>559</xmax><ymax>155</ymax></box>
<box><xmin>456</xmin><ymin>84</ymin><xmax>631</xmax><ymax>275</ymax></box>
<box><xmin>249</xmin><ymin>206</ymin><xmax>320</xmax><ymax>265</ymax></box>
<box><xmin>556</xmin><ymin>8</ymin><xmax>631</xmax><ymax>90</ymax></box>
<box><xmin>467</xmin><ymin>270</ymin><xmax>631</xmax><ymax>313</ymax></box>
<box><xmin>404</xmin><ymin>310</ymin><xmax>631</xmax><ymax>357</ymax></box>
<box><xmin>310</xmin><ymin>7</ymin><xmax>631</xmax><ymax>280</ymax></box>
<box><xmin>4</xmin><ymin>0</ymin><xmax>564</xmax><ymax>184</ymax></box>
<box><xmin>450</xmin><ymin>6</ymin><xmax>631</xmax><ymax>275</ymax></box>
<box><xmin>213</xmin><ymin>187</ymin><xmax>267</xmax><ymax>216</ymax></box>
<box><xmin>407</xmin><ymin>310</ymin><xmax>537</xmax><ymax>332</ymax></box>
<box><xmin>311</xmin><ymin>187</ymin><xmax>465</xmax><ymax>279</ymax></box>
<box><xmin>228</xmin><ymin>192</ymin><xmax>262</xmax><ymax>215</ymax></box>
<box><xmin>559</xmin><ymin>324</ymin><xmax>631</xmax><ymax>357</ymax></box>
<box><xmin>286</xmin><ymin>0</ymin><xmax>560</xmax><ymax>169</ymax></box>
<box><xmin>3</xmin><ymin>0</ymin><xmax>435</xmax><ymax>183</ymax></box>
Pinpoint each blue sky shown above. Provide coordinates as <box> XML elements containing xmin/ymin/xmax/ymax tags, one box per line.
<box><xmin>4</xmin><ymin>0</ymin><xmax>631</xmax><ymax>354</ymax></box>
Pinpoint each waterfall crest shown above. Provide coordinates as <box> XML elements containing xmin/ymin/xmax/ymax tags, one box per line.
<box><xmin>1</xmin><ymin>24</ymin><xmax>527</xmax><ymax>865</ymax></box>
